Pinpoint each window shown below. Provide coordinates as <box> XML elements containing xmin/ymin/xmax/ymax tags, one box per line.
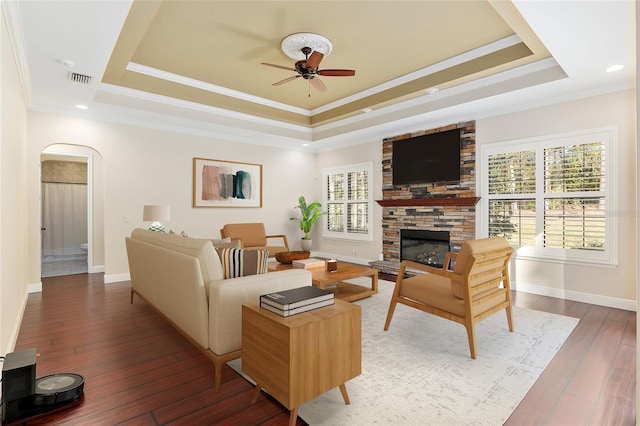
<box><xmin>323</xmin><ymin>162</ymin><xmax>373</xmax><ymax>241</ymax></box>
<box><xmin>480</xmin><ymin>128</ymin><xmax>617</xmax><ymax>265</ymax></box>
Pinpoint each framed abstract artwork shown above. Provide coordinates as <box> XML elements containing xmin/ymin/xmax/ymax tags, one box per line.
<box><xmin>192</xmin><ymin>157</ymin><xmax>263</xmax><ymax>208</ymax></box>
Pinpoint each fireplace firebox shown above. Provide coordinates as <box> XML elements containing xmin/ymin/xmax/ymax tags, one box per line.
<box><xmin>400</xmin><ymin>230</ymin><xmax>450</xmax><ymax>268</ymax></box>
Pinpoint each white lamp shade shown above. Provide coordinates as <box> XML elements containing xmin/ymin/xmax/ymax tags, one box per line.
<box><xmin>143</xmin><ymin>205</ymin><xmax>170</xmax><ymax>222</ymax></box>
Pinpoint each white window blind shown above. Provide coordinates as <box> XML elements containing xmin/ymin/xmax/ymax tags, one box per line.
<box><xmin>481</xmin><ymin>128</ymin><xmax>616</xmax><ymax>265</ymax></box>
<box><xmin>543</xmin><ymin>142</ymin><xmax>606</xmax><ymax>251</ymax></box>
<box><xmin>323</xmin><ymin>162</ymin><xmax>373</xmax><ymax>241</ymax></box>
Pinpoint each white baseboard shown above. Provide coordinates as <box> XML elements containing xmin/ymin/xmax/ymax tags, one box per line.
<box><xmin>90</xmin><ymin>264</ymin><xmax>105</xmax><ymax>273</ymax></box>
<box><xmin>28</xmin><ymin>281</ymin><xmax>42</xmax><ymax>293</ymax></box>
<box><xmin>512</xmin><ymin>280</ymin><xmax>636</xmax><ymax>312</ymax></box>
<box><xmin>2</xmin><ymin>291</ymin><xmax>30</xmax><ymax>355</ymax></box>
<box><xmin>104</xmin><ymin>273</ymin><xmax>130</xmax><ymax>284</ymax></box>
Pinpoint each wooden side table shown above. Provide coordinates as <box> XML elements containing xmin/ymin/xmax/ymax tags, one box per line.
<box><xmin>242</xmin><ymin>299</ymin><xmax>362</xmax><ymax>426</ymax></box>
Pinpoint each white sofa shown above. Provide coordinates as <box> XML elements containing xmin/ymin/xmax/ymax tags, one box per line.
<box><xmin>125</xmin><ymin>228</ymin><xmax>311</xmax><ymax>390</ymax></box>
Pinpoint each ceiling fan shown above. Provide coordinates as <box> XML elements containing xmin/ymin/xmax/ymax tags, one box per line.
<box><xmin>261</xmin><ymin>46</ymin><xmax>356</xmax><ymax>93</ymax></box>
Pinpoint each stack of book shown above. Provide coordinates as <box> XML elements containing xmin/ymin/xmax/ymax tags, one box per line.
<box><xmin>292</xmin><ymin>258</ymin><xmax>325</xmax><ymax>269</ymax></box>
<box><xmin>260</xmin><ymin>286</ymin><xmax>334</xmax><ymax>317</ymax></box>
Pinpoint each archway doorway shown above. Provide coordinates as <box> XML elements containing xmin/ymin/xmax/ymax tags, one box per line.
<box><xmin>40</xmin><ymin>145</ymin><xmax>105</xmax><ymax>278</ymax></box>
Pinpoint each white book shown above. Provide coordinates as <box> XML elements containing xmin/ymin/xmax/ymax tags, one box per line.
<box><xmin>292</xmin><ymin>258</ymin><xmax>325</xmax><ymax>269</ymax></box>
<box><xmin>260</xmin><ymin>298</ymin><xmax>335</xmax><ymax>317</ymax></box>
<box><xmin>260</xmin><ymin>286</ymin><xmax>334</xmax><ymax>310</ymax></box>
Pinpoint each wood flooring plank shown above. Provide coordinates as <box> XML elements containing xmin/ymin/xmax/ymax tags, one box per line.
<box><xmin>565</xmin><ymin>308</ymin><xmax>629</xmax><ymax>401</ymax></box>
<box><xmin>591</xmin><ymin>369</ymin><xmax>637</xmax><ymax>426</ymax></box>
<box><xmin>113</xmin><ymin>413</ymin><xmax>158</xmax><ymax>426</ymax></box>
<box><xmin>544</xmin><ymin>392</ymin><xmax>596</xmax><ymax>426</ymax></box>
<box><xmin>212</xmin><ymin>396</ymin><xmax>302</xmax><ymax>426</ymax></box>
<box><xmin>163</xmin><ymin>386</ymin><xmax>258</xmax><ymax>425</ymax></box>
<box><xmin>152</xmin><ymin>369</ymin><xmax>253</xmax><ymax>424</ymax></box>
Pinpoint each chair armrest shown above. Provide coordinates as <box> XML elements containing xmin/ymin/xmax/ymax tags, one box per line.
<box><xmin>399</xmin><ymin>259</ymin><xmax>453</xmax><ymax>278</ymax></box>
<box><xmin>223</xmin><ymin>237</ymin><xmax>243</xmax><ymax>248</ymax></box>
<box><xmin>444</xmin><ymin>252</ymin><xmax>457</xmax><ymax>272</ymax></box>
<box><xmin>266</xmin><ymin>234</ymin><xmax>289</xmax><ymax>250</ymax></box>
<box><xmin>398</xmin><ymin>260</ymin><xmax>451</xmax><ymax>277</ymax></box>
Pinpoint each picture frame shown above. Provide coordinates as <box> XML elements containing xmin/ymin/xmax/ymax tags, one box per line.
<box><xmin>192</xmin><ymin>157</ymin><xmax>263</xmax><ymax>208</ymax></box>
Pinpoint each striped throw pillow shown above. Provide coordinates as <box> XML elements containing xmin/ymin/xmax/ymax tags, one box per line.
<box><xmin>215</xmin><ymin>247</ymin><xmax>268</xmax><ymax>279</ymax></box>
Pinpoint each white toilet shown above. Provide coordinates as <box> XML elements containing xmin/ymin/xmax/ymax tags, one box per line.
<box><xmin>80</xmin><ymin>243</ymin><xmax>88</xmax><ymax>253</ymax></box>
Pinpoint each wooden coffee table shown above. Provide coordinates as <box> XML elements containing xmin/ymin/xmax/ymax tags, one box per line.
<box><xmin>268</xmin><ymin>261</ymin><xmax>378</xmax><ymax>302</ymax></box>
<box><xmin>242</xmin><ymin>300</ymin><xmax>362</xmax><ymax>426</ymax></box>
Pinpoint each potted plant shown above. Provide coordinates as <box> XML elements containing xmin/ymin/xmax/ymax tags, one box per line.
<box><xmin>290</xmin><ymin>195</ymin><xmax>326</xmax><ymax>251</ymax></box>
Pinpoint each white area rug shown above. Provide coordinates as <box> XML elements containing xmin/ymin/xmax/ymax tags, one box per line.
<box><xmin>230</xmin><ymin>279</ymin><xmax>579</xmax><ymax>425</ymax></box>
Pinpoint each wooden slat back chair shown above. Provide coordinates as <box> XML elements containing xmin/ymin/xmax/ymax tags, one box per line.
<box><xmin>220</xmin><ymin>223</ymin><xmax>289</xmax><ymax>257</ymax></box>
<box><xmin>384</xmin><ymin>237</ymin><xmax>514</xmax><ymax>359</ymax></box>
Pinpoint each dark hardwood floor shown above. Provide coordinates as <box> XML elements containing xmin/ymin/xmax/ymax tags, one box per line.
<box><xmin>5</xmin><ymin>272</ymin><xmax>636</xmax><ymax>425</ymax></box>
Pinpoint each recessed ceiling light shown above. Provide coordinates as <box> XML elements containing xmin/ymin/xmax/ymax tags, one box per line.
<box><xmin>362</xmin><ymin>108</ymin><xmax>373</xmax><ymax>113</ymax></box>
<box><xmin>75</xmin><ymin>104</ymin><xmax>88</xmax><ymax>110</ymax></box>
<box><xmin>425</xmin><ymin>87</ymin><xmax>439</xmax><ymax>95</ymax></box>
<box><xmin>303</xmin><ymin>143</ymin><xmax>309</xmax><ymax>147</ymax></box>
<box><xmin>606</xmin><ymin>64</ymin><xmax>624</xmax><ymax>73</ymax></box>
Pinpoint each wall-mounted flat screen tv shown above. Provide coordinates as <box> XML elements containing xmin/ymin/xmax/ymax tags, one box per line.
<box><xmin>392</xmin><ymin>128</ymin><xmax>461</xmax><ymax>185</ymax></box>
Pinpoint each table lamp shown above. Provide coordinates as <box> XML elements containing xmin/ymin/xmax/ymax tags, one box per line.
<box><xmin>143</xmin><ymin>205</ymin><xmax>170</xmax><ymax>232</ymax></box>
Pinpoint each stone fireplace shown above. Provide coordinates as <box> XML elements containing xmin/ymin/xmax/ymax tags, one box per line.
<box><xmin>372</xmin><ymin>121</ymin><xmax>477</xmax><ymax>274</ymax></box>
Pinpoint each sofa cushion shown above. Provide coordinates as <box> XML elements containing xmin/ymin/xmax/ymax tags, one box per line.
<box><xmin>215</xmin><ymin>247</ymin><xmax>268</xmax><ymax>279</ymax></box>
<box><xmin>131</xmin><ymin>228</ymin><xmax>224</xmax><ymax>282</ymax></box>
<box><xmin>451</xmin><ymin>237</ymin><xmax>509</xmax><ymax>299</ymax></box>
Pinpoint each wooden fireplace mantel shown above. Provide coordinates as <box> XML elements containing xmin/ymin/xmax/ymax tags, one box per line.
<box><xmin>376</xmin><ymin>197</ymin><xmax>480</xmax><ymax>207</ymax></box>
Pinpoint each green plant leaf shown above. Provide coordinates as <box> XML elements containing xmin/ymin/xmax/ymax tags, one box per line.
<box><xmin>290</xmin><ymin>196</ymin><xmax>326</xmax><ymax>239</ymax></box>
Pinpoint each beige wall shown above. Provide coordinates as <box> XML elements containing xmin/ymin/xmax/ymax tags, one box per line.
<box><xmin>26</xmin><ymin>111</ymin><xmax>317</xmax><ymax>284</ymax></box>
<box><xmin>1</xmin><ymin>6</ymin><xmax>29</xmax><ymax>354</ymax></box>
<box><xmin>477</xmin><ymin>89</ymin><xmax>637</xmax><ymax>309</ymax></box>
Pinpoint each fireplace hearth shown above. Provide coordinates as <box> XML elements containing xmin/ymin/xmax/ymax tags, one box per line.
<box><xmin>400</xmin><ymin>230</ymin><xmax>450</xmax><ymax>268</ymax></box>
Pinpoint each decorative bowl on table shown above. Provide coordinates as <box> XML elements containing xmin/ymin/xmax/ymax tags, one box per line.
<box><xmin>275</xmin><ymin>250</ymin><xmax>310</xmax><ymax>264</ymax></box>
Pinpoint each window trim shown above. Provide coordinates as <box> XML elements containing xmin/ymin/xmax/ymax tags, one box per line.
<box><xmin>322</xmin><ymin>162</ymin><xmax>374</xmax><ymax>242</ymax></box>
<box><xmin>478</xmin><ymin>126</ymin><xmax>618</xmax><ymax>266</ymax></box>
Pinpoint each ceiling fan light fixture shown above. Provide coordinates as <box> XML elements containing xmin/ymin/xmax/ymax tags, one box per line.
<box><xmin>281</xmin><ymin>33</ymin><xmax>332</xmax><ymax>60</ymax></box>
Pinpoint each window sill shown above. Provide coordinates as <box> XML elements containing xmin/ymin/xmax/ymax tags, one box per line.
<box><xmin>512</xmin><ymin>252</ymin><xmax>618</xmax><ymax>269</ymax></box>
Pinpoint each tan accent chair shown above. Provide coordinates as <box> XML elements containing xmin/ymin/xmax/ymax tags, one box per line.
<box><xmin>384</xmin><ymin>237</ymin><xmax>514</xmax><ymax>359</ymax></box>
<box><xmin>220</xmin><ymin>223</ymin><xmax>289</xmax><ymax>256</ymax></box>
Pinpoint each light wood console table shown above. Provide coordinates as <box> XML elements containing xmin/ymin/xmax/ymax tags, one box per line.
<box><xmin>242</xmin><ymin>300</ymin><xmax>362</xmax><ymax>426</ymax></box>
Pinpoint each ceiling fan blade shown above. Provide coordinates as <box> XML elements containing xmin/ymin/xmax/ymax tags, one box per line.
<box><xmin>261</xmin><ymin>62</ymin><xmax>296</xmax><ymax>72</ymax></box>
<box><xmin>305</xmin><ymin>51</ymin><xmax>324</xmax><ymax>69</ymax></box>
<box><xmin>272</xmin><ymin>75</ymin><xmax>300</xmax><ymax>86</ymax></box>
<box><xmin>317</xmin><ymin>69</ymin><xmax>356</xmax><ymax>77</ymax></box>
<box><xmin>309</xmin><ymin>76</ymin><xmax>327</xmax><ymax>92</ymax></box>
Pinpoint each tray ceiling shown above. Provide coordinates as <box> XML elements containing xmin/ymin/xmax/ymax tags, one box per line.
<box><xmin>103</xmin><ymin>0</ymin><xmax>552</xmax><ymax>127</ymax></box>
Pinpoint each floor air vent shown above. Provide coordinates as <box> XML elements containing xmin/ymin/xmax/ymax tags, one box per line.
<box><xmin>68</xmin><ymin>72</ymin><xmax>92</xmax><ymax>84</ymax></box>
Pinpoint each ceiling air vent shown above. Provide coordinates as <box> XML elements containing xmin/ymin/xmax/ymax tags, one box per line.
<box><xmin>68</xmin><ymin>71</ymin><xmax>92</xmax><ymax>84</ymax></box>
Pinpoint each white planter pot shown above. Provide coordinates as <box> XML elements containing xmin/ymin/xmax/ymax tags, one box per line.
<box><xmin>301</xmin><ymin>238</ymin><xmax>312</xmax><ymax>251</ymax></box>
